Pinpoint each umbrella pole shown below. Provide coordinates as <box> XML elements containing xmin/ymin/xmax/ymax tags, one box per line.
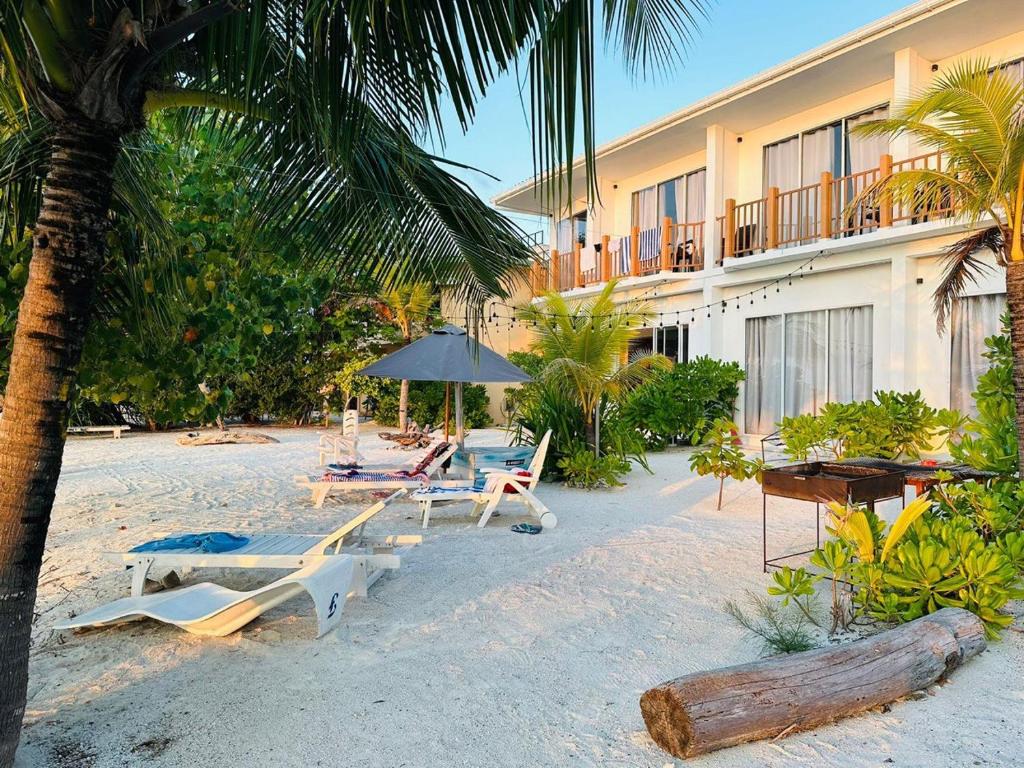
<box><xmin>444</xmin><ymin>382</ymin><xmax>451</xmax><ymax>441</ymax></box>
<box><xmin>455</xmin><ymin>382</ymin><xmax>464</xmax><ymax>449</ymax></box>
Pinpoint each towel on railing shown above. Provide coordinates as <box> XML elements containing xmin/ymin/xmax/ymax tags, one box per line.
<box><xmin>580</xmin><ymin>244</ymin><xmax>597</xmax><ymax>272</ymax></box>
<box><xmin>618</xmin><ymin>235</ymin><xmax>631</xmax><ymax>273</ymax></box>
<box><xmin>131</xmin><ymin>532</ymin><xmax>250</xmax><ymax>554</ymax></box>
<box><xmin>607</xmin><ymin>237</ymin><xmax>622</xmax><ymax>254</ymax></box>
<box><xmin>639</xmin><ymin>226</ymin><xmax>661</xmax><ymax>261</ymax></box>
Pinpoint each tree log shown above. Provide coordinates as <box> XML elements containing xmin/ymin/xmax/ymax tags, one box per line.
<box><xmin>640</xmin><ymin>608</ymin><xmax>986</xmax><ymax>759</ymax></box>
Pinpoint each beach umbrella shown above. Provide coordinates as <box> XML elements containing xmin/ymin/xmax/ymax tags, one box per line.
<box><xmin>358</xmin><ymin>325</ymin><xmax>531</xmax><ymax>447</ymax></box>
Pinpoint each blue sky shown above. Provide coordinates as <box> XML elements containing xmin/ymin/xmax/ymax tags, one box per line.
<box><xmin>433</xmin><ymin>0</ymin><xmax>911</xmax><ymax>234</ymax></box>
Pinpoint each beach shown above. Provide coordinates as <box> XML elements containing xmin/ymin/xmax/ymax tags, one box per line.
<box><xmin>18</xmin><ymin>427</ymin><xmax>1024</xmax><ymax>767</ymax></box>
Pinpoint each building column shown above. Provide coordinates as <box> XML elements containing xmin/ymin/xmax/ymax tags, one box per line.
<box><xmin>888</xmin><ymin>253</ymin><xmax>916</xmax><ymax>393</ymax></box>
<box><xmin>892</xmin><ymin>48</ymin><xmax>935</xmax><ymax>162</ymax></box>
<box><xmin>704</xmin><ymin>124</ymin><xmax>738</xmax><ymax>270</ymax></box>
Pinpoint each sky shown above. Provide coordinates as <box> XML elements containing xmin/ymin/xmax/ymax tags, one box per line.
<box><xmin>431</xmin><ymin>0</ymin><xmax>912</xmax><ymax>235</ymax></box>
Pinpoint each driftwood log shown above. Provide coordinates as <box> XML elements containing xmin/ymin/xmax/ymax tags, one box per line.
<box><xmin>640</xmin><ymin>608</ymin><xmax>986</xmax><ymax>759</ymax></box>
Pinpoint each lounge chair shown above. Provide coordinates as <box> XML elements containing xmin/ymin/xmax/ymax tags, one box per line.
<box><xmin>111</xmin><ymin>491</ymin><xmax>418</xmax><ymax>596</ymax></box>
<box><xmin>57</xmin><ymin>556</ymin><xmax>356</xmax><ymax>638</ymax></box>
<box><xmin>295</xmin><ymin>441</ymin><xmax>458</xmax><ymax>508</ymax></box>
<box><xmin>318</xmin><ymin>409</ymin><xmax>363</xmax><ymax>467</ymax></box>
<box><xmin>411</xmin><ymin>430</ymin><xmax>555</xmax><ymax>529</ymax></box>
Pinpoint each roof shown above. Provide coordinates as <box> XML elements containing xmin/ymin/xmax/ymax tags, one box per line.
<box><xmin>494</xmin><ymin>0</ymin><xmax>1024</xmax><ymax>214</ymax></box>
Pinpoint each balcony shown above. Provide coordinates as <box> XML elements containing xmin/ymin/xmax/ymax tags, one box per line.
<box><xmin>531</xmin><ymin>150</ymin><xmax>954</xmax><ymax>295</ymax></box>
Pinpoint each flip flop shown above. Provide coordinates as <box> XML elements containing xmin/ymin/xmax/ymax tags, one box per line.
<box><xmin>511</xmin><ymin>523</ymin><xmax>542</xmax><ymax>535</ymax></box>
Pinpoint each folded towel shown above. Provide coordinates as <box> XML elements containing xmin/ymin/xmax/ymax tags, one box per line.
<box><xmin>131</xmin><ymin>532</ymin><xmax>249</xmax><ymax>554</ymax></box>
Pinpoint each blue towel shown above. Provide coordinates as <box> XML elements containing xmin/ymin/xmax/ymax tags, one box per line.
<box><xmin>131</xmin><ymin>532</ymin><xmax>250</xmax><ymax>554</ymax></box>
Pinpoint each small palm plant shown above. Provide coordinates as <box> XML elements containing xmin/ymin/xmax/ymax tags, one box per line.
<box><xmin>377</xmin><ymin>283</ymin><xmax>434</xmax><ymax>432</ymax></box>
<box><xmin>853</xmin><ymin>60</ymin><xmax>1024</xmax><ymax>474</ymax></box>
<box><xmin>517</xmin><ymin>280</ymin><xmax>671</xmax><ymax>456</ymax></box>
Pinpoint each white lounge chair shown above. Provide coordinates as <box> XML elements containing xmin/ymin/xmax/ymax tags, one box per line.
<box><xmin>111</xmin><ymin>491</ymin><xmax>418</xmax><ymax>597</ymax></box>
<box><xmin>318</xmin><ymin>409</ymin><xmax>363</xmax><ymax>467</ymax></box>
<box><xmin>411</xmin><ymin>431</ymin><xmax>555</xmax><ymax>529</ymax></box>
<box><xmin>295</xmin><ymin>442</ymin><xmax>458</xmax><ymax>509</ymax></box>
<box><xmin>57</xmin><ymin>556</ymin><xmax>355</xmax><ymax>638</ymax></box>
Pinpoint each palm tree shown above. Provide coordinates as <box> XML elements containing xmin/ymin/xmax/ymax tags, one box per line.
<box><xmin>518</xmin><ymin>280</ymin><xmax>672</xmax><ymax>454</ymax></box>
<box><xmin>0</xmin><ymin>1</ymin><xmax>704</xmax><ymax>760</ymax></box>
<box><xmin>378</xmin><ymin>282</ymin><xmax>434</xmax><ymax>431</ymax></box>
<box><xmin>855</xmin><ymin>60</ymin><xmax>1024</xmax><ymax>475</ymax></box>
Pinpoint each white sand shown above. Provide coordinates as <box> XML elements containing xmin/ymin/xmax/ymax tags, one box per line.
<box><xmin>16</xmin><ymin>426</ymin><xmax>1024</xmax><ymax>767</ymax></box>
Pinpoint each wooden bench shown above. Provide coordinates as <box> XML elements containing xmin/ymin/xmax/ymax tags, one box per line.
<box><xmin>67</xmin><ymin>425</ymin><xmax>131</xmax><ymax>439</ymax></box>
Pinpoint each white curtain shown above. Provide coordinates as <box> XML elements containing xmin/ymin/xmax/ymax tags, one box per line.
<box><xmin>784</xmin><ymin>311</ymin><xmax>828</xmax><ymax>417</ymax></box>
<box><xmin>801</xmin><ymin>125</ymin><xmax>839</xmax><ymax>185</ymax></box>
<box><xmin>828</xmin><ymin>306</ymin><xmax>874</xmax><ymax>403</ymax></box>
<box><xmin>951</xmin><ymin>294</ymin><xmax>1006</xmax><ymax>415</ymax></box>
<box><xmin>658</xmin><ymin>177</ymin><xmax>684</xmax><ymax>224</ymax></box>
<box><xmin>555</xmin><ymin>218</ymin><xmax>574</xmax><ymax>253</ymax></box>
<box><xmin>685</xmin><ymin>169</ymin><xmax>706</xmax><ymax>223</ymax></box>
<box><xmin>633</xmin><ymin>187</ymin><xmax>657</xmax><ymax>230</ymax></box>
<box><xmin>745</xmin><ymin>316</ymin><xmax>783</xmax><ymax>433</ymax></box>
<box><xmin>845</xmin><ymin>106</ymin><xmax>890</xmax><ymax>175</ymax></box>
<box><xmin>764</xmin><ymin>137</ymin><xmax>800</xmax><ymax>195</ymax></box>
<box><xmin>997</xmin><ymin>59</ymin><xmax>1024</xmax><ymax>84</ymax></box>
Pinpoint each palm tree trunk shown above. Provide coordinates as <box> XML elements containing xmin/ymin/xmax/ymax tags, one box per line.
<box><xmin>1005</xmin><ymin>259</ymin><xmax>1024</xmax><ymax>476</ymax></box>
<box><xmin>399</xmin><ymin>378</ymin><xmax>410</xmax><ymax>432</ymax></box>
<box><xmin>0</xmin><ymin>123</ymin><xmax>119</xmax><ymax>763</ymax></box>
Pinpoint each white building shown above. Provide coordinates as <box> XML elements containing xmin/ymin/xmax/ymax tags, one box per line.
<box><xmin>487</xmin><ymin>0</ymin><xmax>1024</xmax><ymax>434</ymax></box>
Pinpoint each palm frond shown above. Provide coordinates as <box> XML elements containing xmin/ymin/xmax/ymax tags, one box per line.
<box><xmin>933</xmin><ymin>226</ymin><xmax>1002</xmax><ymax>333</ymax></box>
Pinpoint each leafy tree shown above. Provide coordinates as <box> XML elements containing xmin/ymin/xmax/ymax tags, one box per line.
<box><xmin>0</xmin><ymin>4</ymin><xmax>702</xmax><ymax>757</ymax></box>
<box><xmin>376</xmin><ymin>283</ymin><xmax>434</xmax><ymax>431</ymax></box>
<box><xmin>517</xmin><ymin>280</ymin><xmax>672</xmax><ymax>454</ymax></box>
<box><xmin>856</xmin><ymin>61</ymin><xmax>1024</xmax><ymax>474</ymax></box>
<box><xmin>689</xmin><ymin>418</ymin><xmax>765</xmax><ymax>510</ymax></box>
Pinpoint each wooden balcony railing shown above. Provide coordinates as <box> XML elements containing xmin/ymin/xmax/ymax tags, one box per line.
<box><xmin>535</xmin><ymin>150</ymin><xmax>957</xmax><ymax>294</ymax></box>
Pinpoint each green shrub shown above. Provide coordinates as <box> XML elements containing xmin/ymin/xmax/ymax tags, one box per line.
<box><xmin>619</xmin><ymin>356</ymin><xmax>745</xmax><ymax>449</ymax></box>
<box><xmin>949</xmin><ymin>316</ymin><xmax>1018</xmax><ymax>474</ymax></box>
<box><xmin>778</xmin><ymin>390</ymin><xmax>953</xmax><ymax>462</ymax></box>
<box><xmin>375</xmin><ymin>381</ymin><xmax>491</xmax><ymax>429</ymax></box>
<box><xmin>689</xmin><ymin>418</ymin><xmax>765</xmax><ymax>510</ymax></box>
<box><xmin>802</xmin><ymin>495</ymin><xmax>1023</xmax><ymax>639</ymax></box>
<box><xmin>556</xmin><ymin>444</ymin><xmax>631</xmax><ymax>488</ymax></box>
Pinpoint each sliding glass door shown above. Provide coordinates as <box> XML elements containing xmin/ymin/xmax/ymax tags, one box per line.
<box><xmin>745</xmin><ymin>306</ymin><xmax>873</xmax><ymax>433</ymax></box>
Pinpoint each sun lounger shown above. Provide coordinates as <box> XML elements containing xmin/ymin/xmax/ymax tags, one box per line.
<box><xmin>295</xmin><ymin>442</ymin><xmax>458</xmax><ymax>508</ymax></box>
<box><xmin>57</xmin><ymin>556</ymin><xmax>356</xmax><ymax>638</ymax></box>
<box><xmin>67</xmin><ymin>425</ymin><xmax>131</xmax><ymax>439</ymax></box>
<box><xmin>110</xmin><ymin>491</ymin><xmax>418</xmax><ymax>596</ymax></box>
<box><xmin>411</xmin><ymin>431</ymin><xmax>555</xmax><ymax>529</ymax></box>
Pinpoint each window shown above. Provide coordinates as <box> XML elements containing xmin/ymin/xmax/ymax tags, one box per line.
<box><xmin>633</xmin><ymin>168</ymin><xmax>706</xmax><ymax>229</ymax></box>
<box><xmin>763</xmin><ymin>105</ymin><xmax>889</xmax><ymax>196</ymax></box>
<box><xmin>994</xmin><ymin>57</ymin><xmax>1024</xmax><ymax>84</ymax></box>
<box><xmin>950</xmin><ymin>293</ymin><xmax>1005</xmax><ymax>415</ymax></box>
<box><xmin>745</xmin><ymin>306</ymin><xmax>873</xmax><ymax>433</ymax></box>
<box><xmin>555</xmin><ymin>211</ymin><xmax>587</xmax><ymax>252</ymax></box>
<box><xmin>628</xmin><ymin>325</ymin><xmax>688</xmax><ymax>364</ymax></box>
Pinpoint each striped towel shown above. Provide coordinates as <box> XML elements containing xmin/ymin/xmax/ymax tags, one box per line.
<box><xmin>322</xmin><ymin>469</ymin><xmax>429</xmax><ymax>486</ymax></box>
<box><xmin>618</xmin><ymin>235</ymin><xmax>631</xmax><ymax>273</ymax></box>
<box><xmin>639</xmin><ymin>226</ymin><xmax>661</xmax><ymax>261</ymax></box>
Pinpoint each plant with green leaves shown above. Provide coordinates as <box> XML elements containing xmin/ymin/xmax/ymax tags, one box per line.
<box><xmin>619</xmin><ymin>356</ymin><xmax>745</xmax><ymax>449</ymax></box>
<box><xmin>724</xmin><ymin>590</ymin><xmax>819</xmax><ymax>656</ymax></box>
<box><xmin>517</xmin><ymin>280</ymin><xmax>672</xmax><ymax>455</ymax></box>
<box><xmin>689</xmin><ymin>418</ymin><xmax>765</xmax><ymax>510</ymax></box>
<box><xmin>855</xmin><ymin>61</ymin><xmax>1024</xmax><ymax>476</ymax></box>
<box><xmin>556</xmin><ymin>443</ymin><xmax>630</xmax><ymax>489</ymax></box>
<box><xmin>930</xmin><ymin>479</ymin><xmax>1024</xmax><ymax>540</ymax></box>
<box><xmin>948</xmin><ymin>316</ymin><xmax>1019</xmax><ymax>474</ymax></box>
<box><xmin>805</xmin><ymin>496</ymin><xmax>1023</xmax><ymax>639</ymax></box>
<box><xmin>0</xmin><ymin>0</ymin><xmax>706</xmax><ymax>755</ymax></box>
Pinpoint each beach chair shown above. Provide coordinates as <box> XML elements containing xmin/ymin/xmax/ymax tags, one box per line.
<box><xmin>295</xmin><ymin>441</ymin><xmax>458</xmax><ymax>508</ymax></box>
<box><xmin>411</xmin><ymin>431</ymin><xmax>555</xmax><ymax>529</ymax></box>
<box><xmin>111</xmin><ymin>491</ymin><xmax>418</xmax><ymax>597</ymax></box>
<box><xmin>57</xmin><ymin>556</ymin><xmax>356</xmax><ymax>638</ymax></box>
<box><xmin>318</xmin><ymin>409</ymin><xmax>363</xmax><ymax>467</ymax></box>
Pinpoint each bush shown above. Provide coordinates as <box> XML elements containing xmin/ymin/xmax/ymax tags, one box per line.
<box><xmin>557</xmin><ymin>444</ymin><xmax>631</xmax><ymax>488</ymax></box>
<box><xmin>949</xmin><ymin>315</ymin><xmax>1018</xmax><ymax>474</ymax></box>
<box><xmin>619</xmin><ymin>356</ymin><xmax>745</xmax><ymax>449</ymax></box>
<box><xmin>788</xmin><ymin>491</ymin><xmax>1024</xmax><ymax>640</ymax></box>
<box><xmin>375</xmin><ymin>380</ymin><xmax>491</xmax><ymax>429</ymax></box>
<box><xmin>778</xmin><ymin>390</ymin><xmax>954</xmax><ymax>462</ymax></box>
